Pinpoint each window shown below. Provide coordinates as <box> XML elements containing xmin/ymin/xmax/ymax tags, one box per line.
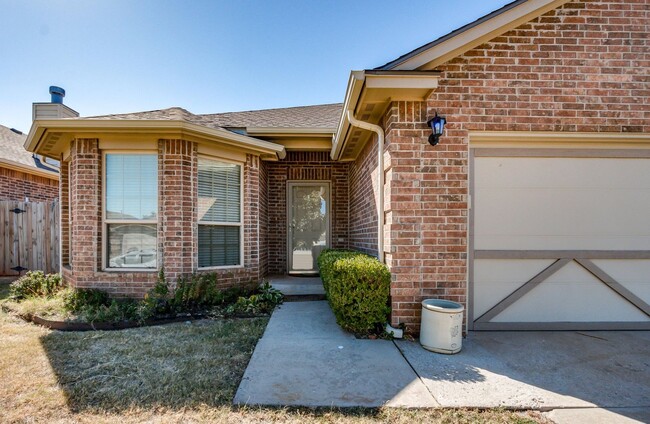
<box><xmin>104</xmin><ymin>154</ymin><xmax>157</xmax><ymax>269</ymax></box>
<box><xmin>198</xmin><ymin>158</ymin><xmax>242</xmax><ymax>267</ymax></box>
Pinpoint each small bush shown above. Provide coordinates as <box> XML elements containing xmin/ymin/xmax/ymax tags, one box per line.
<box><xmin>61</xmin><ymin>288</ymin><xmax>110</xmax><ymax>312</ymax></box>
<box><xmin>80</xmin><ymin>299</ymin><xmax>141</xmax><ymax>324</ymax></box>
<box><xmin>223</xmin><ymin>282</ymin><xmax>283</xmax><ymax>316</ymax></box>
<box><xmin>318</xmin><ymin>249</ymin><xmax>391</xmax><ymax>335</ymax></box>
<box><xmin>172</xmin><ymin>273</ymin><xmax>224</xmax><ymax>311</ymax></box>
<box><xmin>317</xmin><ymin>249</ymin><xmax>357</xmax><ymax>292</ymax></box>
<box><xmin>9</xmin><ymin>272</ymin><xmax>62</xmax><ymax>300</ymax></box>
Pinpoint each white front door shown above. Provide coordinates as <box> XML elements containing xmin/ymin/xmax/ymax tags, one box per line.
<box><xmin>288</xmin><ymin>182</ymin><xmax>330</xmax><ymax>274</ymax></box>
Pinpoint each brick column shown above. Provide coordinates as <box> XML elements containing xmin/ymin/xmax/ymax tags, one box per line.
<box><xmin>68</xmin><ymin>138</ymin><xmax>101</xmax><ymax>285</ymax></box>
<box><xmin>158</xmin><ymin>139</ymin><xmax>197</xmax><ymax>282</ymax></box>
<box><xmin>244</xmin><ymin>154</ymin><xmax>262</xmax><ymax>279</ymax></box>
<box><xmin>60</xmin><ymin>160</ymin><xmax>70</xmax><ymax>267</ymax></box>
<box><xmin>384</xmin><ymin>101</ymin><xmax>468</xmax><ymax>334</ymax></box>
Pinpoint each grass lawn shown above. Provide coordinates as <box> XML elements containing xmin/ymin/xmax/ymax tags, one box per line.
<box><xmin>0</xmin><ymin>282</ymin><xmax>546</xmax><ymax>423</ymax></box>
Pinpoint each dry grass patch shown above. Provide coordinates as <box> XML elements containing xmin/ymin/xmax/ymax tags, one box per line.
<box><xmin>0</xmin><ymin>283</ymin><xmax>546</xmax><ymax>423</ymax></box>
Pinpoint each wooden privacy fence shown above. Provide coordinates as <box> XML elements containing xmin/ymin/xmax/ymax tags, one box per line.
<box><xmin>0</xmin><ymin>200</ymin><xmax>60</xmax><ymax>276</ymax></box>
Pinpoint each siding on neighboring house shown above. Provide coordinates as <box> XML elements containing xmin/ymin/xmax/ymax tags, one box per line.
<box><xmin>266</xmin><ymin>151</ymin><xmax>349</xmax><ymax>275</ymax></box>
<box><xmin>385</xmin><ymin>0</ymin><xmax>650</xmax><ymax>332</ymax></box>
<box><xmin>0</xmin><ymin>167</ymin><xmax>58</xmax><ymax>201</ymax></box>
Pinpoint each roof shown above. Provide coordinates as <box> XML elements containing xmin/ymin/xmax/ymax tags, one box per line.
<box><xmin>0</xmin><ymin>125</ymin><xmax>57</xmax><ymax>175</ymax></box>
<box><xmin>85</xmin><ymin>103</ymin><xmax>343</xmax><ymax>131</ymax></box>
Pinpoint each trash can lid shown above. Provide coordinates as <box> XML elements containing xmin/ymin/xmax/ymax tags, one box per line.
<box><xmin>422</xmin><ymin>299</ymin><xmax>465</xmax><ymax>313</ymax></box>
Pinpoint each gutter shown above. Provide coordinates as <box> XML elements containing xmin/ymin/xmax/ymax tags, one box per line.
<box><xmin>0</xmin><ymin>158</ymin><xmax>59</xmax><ymax>180</ymax></box>
<box><xmin>25</xmin><ymin>119</ymin><xmax>287</xmax><ymax>160</ymax></box>
<box><xmin>345</xmin><ymin>110</ymin><xmax>385</xmax><ymax>263</ymax></box>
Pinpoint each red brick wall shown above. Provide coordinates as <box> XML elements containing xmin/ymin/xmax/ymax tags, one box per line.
<box><xmin>386</xmin><ymin>0</ymin><xmax>650</xmax><ymax>332</ymax></box>
<box><xmin>348</xmin><ymin>135</ymin><xmax>379</xmax><ymax>256</ymax></box>
<box><xmin>63</xmin><ymin>138</ymin><xmax>264</xmax><ymax>297</ymax></box>
<box><xmin>60</xmin><ymin>161</ymin><xmax>70</xmax><ymax>266</ymax></box>
<box><xmin>259</xmin><ymin>159</ymin><xmax>269</xmax><ymax>278</ymax></box>
<box><xmin>159</xmin><ymin>140</ymin><xmax>196</xmax><ymax>278</ymax></box>
<box><xmin>0</xmin><ymin>166</ymin><xmax>58</xmax><ymax>202</ymax></box>
<box><xmin>266</xmin><ymin>151</ymin><xmax>349</xmax><ymax>275</ymax></box>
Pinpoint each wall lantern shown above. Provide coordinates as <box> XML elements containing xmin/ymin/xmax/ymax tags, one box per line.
<box><xmin>426</xmin><ymin>112</ymin><xmax>446</xmax><ymax>146</ymax></box>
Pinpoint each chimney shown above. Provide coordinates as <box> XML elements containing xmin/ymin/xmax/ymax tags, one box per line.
<box><xmin>49</xmin><ymin>86</ymin><xmax>65</xmax><ymax>104</ymax></box>
<box><xmin>32</xmin><ymin>85</ymin><xmax>79</xmax><ymax>121</ymax></box>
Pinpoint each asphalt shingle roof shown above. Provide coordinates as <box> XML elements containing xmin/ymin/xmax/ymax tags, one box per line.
<box><xmin>84</xmin><ymin>103</ymin><xmax>343</xmax><ymax>131</ymax></box>
<box><xmin>0</xmin><ymin>125</ymin><xmax>37</xmax><ymax>168</ymax></box>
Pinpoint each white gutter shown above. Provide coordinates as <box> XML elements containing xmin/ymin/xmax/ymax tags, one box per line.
<box><xmin>346</xmin><ymin>110</ymin><xmax>384</xmax><ymax>263</ymax></box>
<box><xmin>25</xmin><ymin>119</ymin><xmax>287</xmax><ymax>160</ymax></box>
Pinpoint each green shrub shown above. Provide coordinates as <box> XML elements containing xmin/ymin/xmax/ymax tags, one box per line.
<box><xmin>317</xmin><ymin>249</ymin><xmax>357</xmax><ymax>292</ymax></box>
<box><xmin>318</xmin><ymin>249</ymin><xmax>391</xmax><ymax>335</ymax></box>
<box><xmin>223</xmin><ymin>282</ymin><xmax>283</xmax><ymax>316</ymax></box>
<box><xmin>80</xmin><ymin>299</ymin><xmax>141</xmax><ymax>324</ymax></box>
<box><xmin>172</xmin><ymin>273</ymin><xmax>224</xmax><ymax>310</ymax></box>
<box><xmin>9</xmin><ymin>271</ymin><xmax>63</xmax><ymax>300</ymax></box>
<box><xmin>61</xmin><ymin>288</ymin><xmax>110</xmax><ymax>312</ymax></box>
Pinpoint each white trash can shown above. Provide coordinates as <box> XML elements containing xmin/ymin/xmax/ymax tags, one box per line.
<box><xmin>420</xmin><ymin>299</ymin><xmax>464</xmax><ymax>354</ymax></box>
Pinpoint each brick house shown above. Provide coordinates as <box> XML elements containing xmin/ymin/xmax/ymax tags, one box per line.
<box><xmin>25</xmin><ymin>0</ymin><xmax>650</xmax><ymax>332</ymax></box>
<box><xmin>0</xmin><ymin>124</ymin><xmax>58</xmax><ymax>201</ymax></box>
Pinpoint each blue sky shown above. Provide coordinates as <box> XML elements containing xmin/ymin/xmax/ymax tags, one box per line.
<box><xmin>1</xmin><ymin>0</ymin><xmax>509</xmax><ymax>133</ymax></box>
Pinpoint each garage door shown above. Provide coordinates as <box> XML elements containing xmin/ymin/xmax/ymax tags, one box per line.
<box><xmin>471</xmin><ymin>148</ymin><xmax>650</xmax><ymax>330</ymax></box>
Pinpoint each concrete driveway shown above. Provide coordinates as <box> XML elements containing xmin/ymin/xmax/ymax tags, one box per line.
<box><xmin>235</xmin><ymin>301</ymin><xmax>650</xmax><ymax>422</ymax></box>
<box><xmin>398</xmin><ymin>331</ymin><xmax>650</xmax><ymax>423</ymax></box>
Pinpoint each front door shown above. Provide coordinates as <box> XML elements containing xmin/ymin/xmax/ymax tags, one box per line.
<box><xmin>288</xmin><ymin>182</ymin><xmax>330</xmax><ymax>274</ymax></box>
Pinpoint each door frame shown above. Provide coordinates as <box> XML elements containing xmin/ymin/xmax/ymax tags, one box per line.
<box><xmin>286</xmin><ymin>180</ymin><xmax>331</xmax><ymax>275</ymax></box>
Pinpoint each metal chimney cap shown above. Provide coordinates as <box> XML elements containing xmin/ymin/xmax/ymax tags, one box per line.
<box><xmin>49</xmin><ymin>86</ymin><xmax>65</xmax><ymax>104</ymax></box>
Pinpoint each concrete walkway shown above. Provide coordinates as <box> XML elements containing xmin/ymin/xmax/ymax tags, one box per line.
<box><xmin>235</xmin><ymin>301</ymin><xmax>650</xmax><ymax>423</ymax></box>
<box><xmin>234</xmin><ymin>301</ymin><xmax>437</xmax><ymax>407</ymax></box>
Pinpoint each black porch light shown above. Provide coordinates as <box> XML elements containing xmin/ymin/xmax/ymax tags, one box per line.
<box><xmin>426</xmin><ymin>112</ymin><xmax>446</xmax><ymax>146</ymax></box>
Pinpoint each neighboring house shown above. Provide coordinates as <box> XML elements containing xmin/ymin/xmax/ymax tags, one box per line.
<box><xmin>25</xmin><ymin>0</ymin><xmax>650</xmax><ymax>332</ymax></box>
<box><xmin>0</xmin><ymin>124</ymin><xmax>58</xmax><ymax>201</ymax></box>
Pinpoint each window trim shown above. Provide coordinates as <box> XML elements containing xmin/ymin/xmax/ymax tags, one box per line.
<box><xmin>102</xmin><ymin>151</ymin><xmax>159</xmax><ymax>272</ymax></box>
<box><xmin>197</xmin><ymin>155</ymin><xmax>244</xmax><ymax>270</ymax></box>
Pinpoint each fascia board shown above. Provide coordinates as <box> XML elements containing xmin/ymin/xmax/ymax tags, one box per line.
<box><xmin>25</xmin><ymin>119</ymin><xmax>286</xmax><ymax>160</ymax></box>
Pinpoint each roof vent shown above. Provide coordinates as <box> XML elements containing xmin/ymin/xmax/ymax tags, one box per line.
<box><xmin>10</xmin><ymin>128</ymin><xmax>23</xmax><ymax>135</ymax></box>
<box><xmin>49</xmin><ymin>86</ymin><xmax>65</xmax><ymax>104</ymax></box>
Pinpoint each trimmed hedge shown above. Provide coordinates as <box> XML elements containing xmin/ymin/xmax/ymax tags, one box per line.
<box><xmin>318</xmin><ymin>249</ymin><xmax>391</xmax><ymax>335</ymax></box>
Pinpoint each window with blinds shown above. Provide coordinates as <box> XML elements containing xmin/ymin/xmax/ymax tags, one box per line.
<box><xmin>198</xmin><ymin>158</ymin><xmax>242</xmax><ymax>267</ymax></box>
<box><xmin>104</xmin><ymin>153</ymin><xmax>158</xmax><ymax>269</ymax></box>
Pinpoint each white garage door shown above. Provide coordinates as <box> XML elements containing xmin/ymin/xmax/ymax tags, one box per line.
<box><xmin>471</xmin><ymin>149</ymin><xmax>650</xmax><ymax>330</ymax></box>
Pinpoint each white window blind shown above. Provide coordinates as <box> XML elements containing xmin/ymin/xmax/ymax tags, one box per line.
<box><xmin>198</xmin><ymin>158</ymin><xmax>242</xmax><ymax>267</ymax></box>
<box><xmin>104</xmin><ymin>153</ymin><xmax>158</xmax><ymax>269</ymax></box>
<box><xmin>198</xmin><ymin>159</ymin><xmax>240</xmax><ymax>223</ymax></box>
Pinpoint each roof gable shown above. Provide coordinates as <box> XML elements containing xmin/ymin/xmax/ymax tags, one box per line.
<box><xmin>377</xmin><ymin>0</ymin><xmax>570</xmax><ymax>71</ymax></box>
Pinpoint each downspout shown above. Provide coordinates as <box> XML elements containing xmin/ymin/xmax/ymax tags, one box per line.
<box><xmin>346</xmin><ymin>111</ymin><xmax>384</xmax><ymax>263</ymax></box>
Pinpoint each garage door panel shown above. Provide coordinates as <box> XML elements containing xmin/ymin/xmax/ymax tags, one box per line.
<box><xmin>475</xmin><ymin>162</ymin><xmax>650</xmax><ymax>250</ymax></box>
<box><xmin>472</xmin><ymin>153</ymin><xmax>650</xmax><ymax>330</ymax></box>
<box><xmin>476</xmin><ymin>157</ymin><xmax>650</xmax><ymax>189</ymax></box>
<box><xmin>473</xmin><ymin>259</ymin><xmax>554</xmax><ymax>318</ymax></box>
<box><xmin>492</xmin><ymin>261</ymin><xmax>650</xmax><ymax>323</ymax></box>
<box><xmin>592</xmin><ymin>260</ymin><xmax>650</xmax><ymax>305</ymax></box>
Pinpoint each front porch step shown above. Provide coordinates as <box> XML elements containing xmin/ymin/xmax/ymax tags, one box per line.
<box><xmin>284</xmin><ymin>294</ymin><xmax>327</xmax><ymax>302</ymax></box>
<box><xmin>268</xmin><ymin>275</ymin><xmax>325</xmax><ymax>296</ymax></box>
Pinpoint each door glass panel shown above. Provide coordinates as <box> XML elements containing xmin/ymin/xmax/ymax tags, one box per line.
<box><xmin>290</xmin><ymin>184</ymin><xmax>328</xmax><ymax>273</ymax></box>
